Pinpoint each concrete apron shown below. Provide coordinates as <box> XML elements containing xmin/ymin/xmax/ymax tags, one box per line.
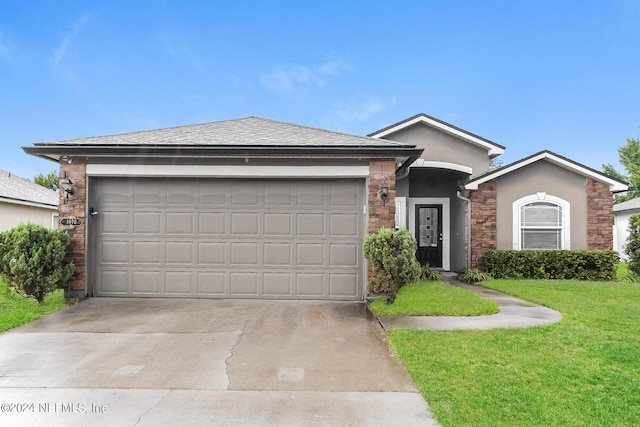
<box><xmin>0</xmin><ymin>299</ymin><xmax>437</xmax><ymax>427</ymax></box>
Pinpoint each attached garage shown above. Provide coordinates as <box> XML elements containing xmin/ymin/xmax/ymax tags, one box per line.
<box><xmin>23</xmin><ymin>116</ymin><xmax>421</xmax><ymax>300</ymax></box>
<box><xmin>92</xmin><ymin>177</ymin><xmax>365</xmax><ymax>300</ymax></box>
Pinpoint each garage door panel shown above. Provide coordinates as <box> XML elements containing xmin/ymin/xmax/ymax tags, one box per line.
<box><xmin>329</xmin><ymin>274</ymin><xmax>359</xmax><ymax>297</ymax></box>
<box><xmin>297</xmin><ymin>214</ymin><xmax>325</xmax><ymax>236</ymax></box>
<box><xmin>198</xmin><ymin>242</ymin><xmax>226</xmax><ymax>265</ymax></box>
<box><xmin>133</xmin><ymin>181</ymin><xmax>163</xmax><ymax>205</ymax></box>
<box><xmin>330</xmin><ymin>244</ymin><xmax>359</xmax><ymax>267</ymax></box>
<box><xmin>165</xmin><ymin>271</ymin><xmax>193</xmax><ymax>295</ymax></box>
<box><xmin>230</xmin><ymin>242</ymin><xmax>259</xmax><ymax>265</ymax></box>
<box><xmin>296</xmin><ymin>244</ymin><xmax>324</xmax><ymax>266</ymax></box>
<box><xmin>197</xmin><ymin>272</ymin><xmax>226</xmax><ymax>295</ymax></box>
<box><xmin>330</xmin><ymin>214</ymin><xmax>359</xmax><ymax>236</ymax></box>
<box><xmin>230</xmin><ymin>272</ymin><xmax>258</xmax><ymax>295</ymax></box>
<box><xmin>264</xmin><ymin>213</ymin><xmax>292</xmax><ymax>236</ymax></box>
<box><xmin>133</xmin><ymin>212</ymin><xmax>162</xmax><ymax>234</ymax></box>
<box><xmin>166</xmin><ymin>182</ymin><xmax>195</xmax><ymax>205</ymax></box>
<box><xmin>101</xmin><ymin>211</ymin><xmax>129</xmax><ymax>234</ymax></box>
<box><xmin>198</xmin><ymin>182</ymin><xmax>228</xmax><ymax>206</ymax></box>
<box><xmin>94</xmin><ymin>178</ymin><xmax>364</xmax><ymax>300</ymax></box>
<box><xmin>231</xmin><ymin>212</ymin><xmax>259</xmax><ymax>235</ymax></box>
<box><xmin>330</xmin><ymin>182</ymin><xmax>360</xmax><ymax>207</ymax></box>
<box><xmin>296</xmin><ymin>273</ymin><xmax>325</xmax><ymax>296</ymax></box>
<box><xmin>101</xmin><ymin>241</ymin><xmax>129</xmax><ymax>263</ymax></box>
<box><xmin>166</xmin><ymin>242</ymin><xmax>194</xmax><ymax>265</ymax></box>
<box><xmin>199</xmin><ymin>212</ymin><xmax>226</xmax><ymax>235</ymax></box>
<box><xmin>100</xmin><ymin>271</ymin><xmax>129</xmax><ymax>294</ymax></box>
<box><xmin>264</xmin><ymin>243</ymin><xmax>292</xmax><ymax>266</ymax></box>
<box><xmin>166</xmin><ymin>212</ymin><xmax>194</xmax><ymax>235</ymax></box>
<box><xmin>296</xmin><ymin>183</ymin><xmax>325</xmax><ymax>206</ymax></box>
<box><xmin>265</xmin><ymin>182</ymin><xmax>293</xmax><ymax>206</ymax></box>
<box><xmin>263</xmin><ymin>273</ymin><xmax>291</xmax><ymax>296</ymax></box>
<box><xmin>231</xmin><ymin>182</ymin><xmax>260</xmax><ymax>206</ymax></box>
<box><xmin>133</xmin><ymin>241</ymin><xmax>162</xmax><ymax>264</ymax></box>
<box><xmin>131</xmin><ymin>271</ymin><xmax>161</xmax><ymax>294</ymax></box>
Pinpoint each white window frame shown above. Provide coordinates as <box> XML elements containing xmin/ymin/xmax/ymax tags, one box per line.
<box><xmin>512</xmin><ymin>193</ymin><xmax>570</xmax><ymax>250</ymax></box>
<box><xmin>395</xmin><ymin>197</ymin><xmax>406</xmax><ymax>230</ymax></box>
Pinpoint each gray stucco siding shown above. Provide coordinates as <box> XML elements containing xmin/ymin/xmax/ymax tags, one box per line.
<box><xmin>495</xmin><ymin>161</ymin><xmax>587</xmax><ymax>250</ymax></box>
<box><xmin>384</xmin><ymin>123</ymin><xmax>491</xmax><ymax>175</ymax></box>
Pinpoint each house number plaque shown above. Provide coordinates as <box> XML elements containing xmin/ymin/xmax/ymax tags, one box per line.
<box><xmin>59</xmin><ymin>216</ymin><xmax>84</xmax><ymax>227</ymax></box>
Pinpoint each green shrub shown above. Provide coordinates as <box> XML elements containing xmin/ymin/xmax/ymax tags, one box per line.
<box><xmin>626</xmin><ymin>214</ymin><xmax>640</xmax><ymax>276</ymax></box>
<box><xmin>419</xmin><ymin>264</ymin><xmax>441</xmax><ymax>281</ymax></box>
<box><xmin>457</xmin><ymin>269</ymin><xmax>492</xmax><ymax>283</ymax></box>
<box><xmin>363</xmin><ymin>227</ymin><xmax>421</xmax><ymax>303</ymax></box>
<box><xmin>485</xmin><ymin>250</ymin><xmax>619</xmax><ymax>281</ymax></box>
<box><xmin>0</xmin><ymin>224</ymin><xmax>75</xmax><ymax>302</ymax></box>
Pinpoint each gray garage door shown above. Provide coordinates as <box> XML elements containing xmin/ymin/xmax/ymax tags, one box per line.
<box><xmin>92</xmin><ymin>178</ymin><xmax>365</xmax><ymax>300</ymax></box>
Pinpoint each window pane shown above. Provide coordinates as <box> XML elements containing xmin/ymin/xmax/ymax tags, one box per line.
<box><xmin>521</xmin><ymin>229</ymin><xmax>561</xmax><ymax>250</ymax></box>
<box><xmin>522</xmin><ymin>202</ymin><xmax>562</xmax><ymax>227</ymax></box>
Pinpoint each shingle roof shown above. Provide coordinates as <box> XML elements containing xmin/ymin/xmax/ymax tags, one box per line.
<box><xmin>0</xmin><ymin>170</ymin><xmax>58</xmax><ymax>208</ymax></box>
<box><xmin>34</xmin><ymin>116</ymin><xmax>413</xmax><ymax>148</ymax></box>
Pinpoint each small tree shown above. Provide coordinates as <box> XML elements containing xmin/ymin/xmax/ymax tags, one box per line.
<box><xmin>626</xmin><ymin>214</ymin><xmax>640</xmax><ymax>277</ymax></box>
<box><xmin>363</xmin><ymin>227</ymin><xmax>421</xmax><ymax>303</ymax></box>
<box><xmin>0</xmin><ymin>224</ymin><xmax>75</xmax><ymax>302</ymax></box>
<box><xmin>34</xmin><ymin>170</ymin><xmax>59</xmax><ymax>191</ymax></box>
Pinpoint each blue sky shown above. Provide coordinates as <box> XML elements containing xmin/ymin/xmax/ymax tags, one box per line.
<box><xmin>0</xmin><ymin>0</ymin><xmax>638</xmax><ymax>179</ymax></box>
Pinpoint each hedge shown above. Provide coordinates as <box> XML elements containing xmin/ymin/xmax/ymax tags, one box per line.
<box><xmin>485</xmin><ymin>250</ymin><xmax>619</xmax><ymax>281</ymax></box>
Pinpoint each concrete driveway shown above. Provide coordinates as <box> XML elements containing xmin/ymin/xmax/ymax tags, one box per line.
<box><xmin>0</xmin><ymin>299</ymin><xmax>436</xmax><ymax>426</ymax></box>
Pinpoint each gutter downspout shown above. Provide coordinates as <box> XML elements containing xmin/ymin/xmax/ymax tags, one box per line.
<box><xmin>456</xmin><ymin>190</ymin><xmax>472</xmax><ymax>271</ymax></box>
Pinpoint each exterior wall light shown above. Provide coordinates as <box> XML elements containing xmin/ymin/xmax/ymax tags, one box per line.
<box><xmin>60</xmin><ymin>175</ymin><xmax>75</xmax><ymax>202</ymax></box>
<box><xmin>380</xmin><ymin>180</ymin><xmax>390</xmax><ymax>206</ymax></box>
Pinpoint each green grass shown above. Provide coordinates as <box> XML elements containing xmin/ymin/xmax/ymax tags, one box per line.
<box><xmin>617</xmin><ymin>261</ymin><xmax>629</xmax><ymax>280</ymax></box>
<box><xmin>0</xmin><ymin>277</ymin><xmax>67</xmax><ymax>332</ymax></box>
<box><xmin>369</xmin><ymin>281</ymin><xmax>499</xmax><ymax>317</ymax></box>
<box><xmin>390</xmin><ymin>279</ymin><xmax>640</xmax><ymax>427</ymax></box>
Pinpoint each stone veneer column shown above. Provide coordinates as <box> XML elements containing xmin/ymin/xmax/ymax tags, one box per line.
<box><xmin>59</xmin><ymin>158</ymin><xmax>87</xmax><ymax>295</ymax></box>
<box><xmin>586</xmin><ymin>178</ymin><xmax>614</xmax><ymax>250</ymax></box>
<box><xmin>368</xmin><ymin>159</ymin><xmax>396</xmax><ymax>234</ymax></box>
<box><xmin>470</xmin><ymin>180</ymin><xmax>497</xmax><ymax>270</ymax></box>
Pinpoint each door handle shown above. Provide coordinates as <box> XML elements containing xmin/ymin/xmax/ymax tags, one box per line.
<box><xmin>90</xmin><ymin>207</ymin><xmax>99</xmax><ymax>216</ymax></box>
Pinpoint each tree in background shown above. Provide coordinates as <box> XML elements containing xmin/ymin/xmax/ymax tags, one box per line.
<box><xmin>34</xmin><ymin>170</ymin><xmax>58</xmax><ymax>191</ymax></box>
<box><xmin>603</xmin><ymin>136</ymin><xmax>640</xmax><ymax>203</ymax></box>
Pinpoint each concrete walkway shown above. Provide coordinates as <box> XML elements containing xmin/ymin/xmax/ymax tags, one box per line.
<box><xmin>378</xmin><ymin>273</ymin><xmax>562</xmax><ymax>331</ymax></box>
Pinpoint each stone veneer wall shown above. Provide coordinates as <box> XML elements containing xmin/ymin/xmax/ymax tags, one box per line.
<box><xmin>59</xmin><ymin>158</ymin><xmax>87</xmax><ymax>295</ymax></box>
<box><xmin>470</xmin><ymin>180</ymin><xmax>497</xmax><ymax>270</ymax></box>
<box><xmin>586</xmin><ymin>178</ymin><xmax>614</xmax><ymax>250</ymax></box>
<box><xmin>368</xmin><ymin>159</ymin><xmax>396</xmax><ymax>234</ymax></box>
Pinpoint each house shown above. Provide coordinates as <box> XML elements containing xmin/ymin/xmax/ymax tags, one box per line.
<box><xmin>0</xmin><ymin>169</ymin><xmax>58</xmax><ymax>232</ymax></box>
<box><xmin>613</xmin><ymin>197</ymin><xmax>640</xmax><ymax>260</ymax></box>
<box><xmin>23</xmin><ymin>114</ymin><xmax>626</xmax><ymax>300</ymax></box>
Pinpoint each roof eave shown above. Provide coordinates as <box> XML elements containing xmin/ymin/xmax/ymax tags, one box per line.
<box><xmin>23</xmin><ymin>145</ymin><xmax>424</xmax><ymax>162</ymax></box>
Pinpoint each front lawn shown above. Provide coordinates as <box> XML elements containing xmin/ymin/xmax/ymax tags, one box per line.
<box><xmin>390</xmin><ymin>279</ymin><xmax>640</xmax><ymax>426</ymax></box>
<box><xmin>0</xmin><ymin>277</ymin><xmax>67</xmax><ymax>332</ymax></box>
<box><xmin>369</xmin><ymin>280</ymin><xmax>499</xmax><ymax>317</ymax></box>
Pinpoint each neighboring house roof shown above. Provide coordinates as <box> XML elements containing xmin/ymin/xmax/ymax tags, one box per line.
<box><xmin>613</xmin><ymin>197</ymin><xmax>640</xmax><ymax>214</ymax></box>
<box><xmin>0</xmin><ymin>170</ymin><xmax>58</xmax><ymax>209</ymax></box>
<box><xmin>23</xmin><ymin>116</ymin><xmax>423</xmax><ymax>168</ymax></box>
<box><xmin>367</xmin><ymin>113</ymin><xmax>506</xmax><ymax>158</ymax></box>
<box><xmin>464</xmin><ymin>150</ymin><xmax>629</xmax><ymax>192</ymax></box>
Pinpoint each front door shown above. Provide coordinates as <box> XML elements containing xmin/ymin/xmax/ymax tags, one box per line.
<box><xmin>415</xmin><ymin>205</ymin><xmax>443</xmax><ymax>268</ymax></box>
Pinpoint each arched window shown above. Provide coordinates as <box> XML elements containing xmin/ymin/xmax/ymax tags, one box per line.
<box><xmin>513</xmin><ymin>193</ymin><xmax>570</xmax><ymax>250</ymax></box>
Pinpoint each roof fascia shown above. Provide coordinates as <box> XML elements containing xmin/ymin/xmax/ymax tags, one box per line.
<box><xmin>369</xmin><ymin>114</ymin><xmax>505</xmax><ymax>157</ymax></box>
<box><xmin>0</xmin><ymin>196</ymin><xmax>57</xmax><ymax>209</ymax></box>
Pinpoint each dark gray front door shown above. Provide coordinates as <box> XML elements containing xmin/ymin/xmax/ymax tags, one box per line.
<box><xmin>91</xmin><ymin>178</ymin><xmax>364</xmax><ymax>300</ymax></box>
<box><xmin>415</xmin><ymin>205</ymin><xmax>442</xmax><ymax>268</ymax></box>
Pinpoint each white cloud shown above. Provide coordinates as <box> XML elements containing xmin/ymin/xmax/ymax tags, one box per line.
<box><xmin>332</xmin><ymin>96</ymin><xmax>395</xmax><ymax>122</ymax></box>
<box><xmin>52</xmin><ymin>13</ymin><xmax>92</xmax><ymax>64</ymax></box>
<box><xmin>260</xmin><ymin>60</ymin><xmax>351</xmax><ymax>95</ymax></box>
